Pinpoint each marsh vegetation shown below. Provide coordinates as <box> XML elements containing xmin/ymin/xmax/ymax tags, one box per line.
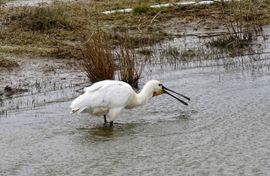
<box><xmin>81</xmin><ymin>32</ymin><xmax>144</xmax><ymax>87</ymax></box>
<box><xmin>0</xmin><ymin>0</ymin><xmax>268</xmax><ymax>58</ymax></box>
<box><xmin>0</xmin><ymin>0</ymin><xmax>269</xmax><ymax>99</ymax></box>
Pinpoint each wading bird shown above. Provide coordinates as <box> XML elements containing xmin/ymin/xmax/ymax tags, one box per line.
<box><xmin>70</xmin><ymin>80</ymin><xmax>190</xmax><ymax>127</ymax></box>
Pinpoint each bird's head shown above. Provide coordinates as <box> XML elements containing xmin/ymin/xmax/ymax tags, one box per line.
<box><xmin>146</xmin><ymin>80</ymin><xmax>191</xmax><ymax>106</ymax></box>
<box><xmin>145</xmin><ymin>80</ymin><xmax>163</xmax><ymax>97</ymax></box>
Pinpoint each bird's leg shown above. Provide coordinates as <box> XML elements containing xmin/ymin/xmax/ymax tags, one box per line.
<box><xmin>109</xmin><ymin>121</ymin><xmax>113</xmax><ymax>127</ymax></box>
<box><xmin>103</xmin><ymin>115</ymin><xmax>107</xmax><ymax>125</ymax></box>
<box><xmin>107</xmin><ymin>107</ymin><xmax>122</xmax><ymax>127</ymax></box>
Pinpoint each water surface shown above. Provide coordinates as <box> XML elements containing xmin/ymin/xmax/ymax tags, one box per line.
<box><xmin>1</xmin><ymin>64</ymin><xmax>270</xmax><ymax>175</ymax></box>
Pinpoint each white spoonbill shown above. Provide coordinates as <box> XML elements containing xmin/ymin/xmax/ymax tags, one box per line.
<box><xmin>70</xmin><ymin>80</ymin><xmax>190</xmax><ymax>126</ymax></box>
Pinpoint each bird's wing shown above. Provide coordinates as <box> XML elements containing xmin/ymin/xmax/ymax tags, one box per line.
<box><xmin>83</xmin><ymin>80</ymin><xmax>116</xmax><ymax>93</ymax></box>
<box><xmin>96</xmin><ymin>82</ymin><xmax>134</xmax><ymax>108</ymax></box>
<box><xmin>71</xmin><ymin>81</ymin><xmax>134</xmax><ymax>113</ymax></box>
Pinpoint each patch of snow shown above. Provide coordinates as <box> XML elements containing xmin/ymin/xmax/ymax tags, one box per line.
<box><xmin>102</xmin><ymin>8</ymin><xmax>133</xmax><ymax>14</ymax></box>
<box><xmin>102</xmin><ymin>1</ymin><xmax>221</xmax><ymax>15</ymax></box>
<box><xmin>150</xmin><ymin>3</ymin><xmax>172</xmax><ymax>8</ymax></box>
<box><xmin>176</xmin><ymin>1</ymin><xmax>196</xmax><ymax>5</ymax></box>
<box><xmin>197</xmin><ymin>1</ymin><xmax>214</xmax><ymax>5</ymax></box>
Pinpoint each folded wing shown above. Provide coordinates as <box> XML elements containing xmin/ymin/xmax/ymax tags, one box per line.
<box><xmin>70</xmin><ymin>80</ymin><xmax>134</xmax><ymax>114</ymax></box>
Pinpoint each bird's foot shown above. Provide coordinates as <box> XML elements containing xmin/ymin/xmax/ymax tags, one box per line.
<box><xmin>103</xmin><ymin>121</ymin><xmax>113</xmax><ymax>127</ymax></box>
<box><xmin>109</xmin><ymin>121</ymin><xmax>113</xmax><ymax>127</ymax></box>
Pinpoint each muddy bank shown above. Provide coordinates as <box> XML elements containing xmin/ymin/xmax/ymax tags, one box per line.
<box><xmin>0</xmin><ymin>0</ymin><xmax>269</xmax><ymax>115</ymax></box>
<box><xmin>0</xmin><ymin>22</ymin><xmax>269</xmax><ymax>112</ymax></box>
<box><xmin>0</xmin><ymin>56</ymin><xmax>89</xmax><ymax>113</ymax></box>
<box><xmin>0</xmin><ymin>57</ymin><xmax>19</xmax><ymax>68</ymax></box>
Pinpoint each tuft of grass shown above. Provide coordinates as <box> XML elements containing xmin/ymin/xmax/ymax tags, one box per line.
<box><xmin>10</xmin><ymin>4</ymin><xmax>78</xmax><ymax>32</ymax></box>
<box><xmin>133</xmin><ymin>6</ymin><xmax>152</xmax><ymax>15</ymax></box>
<box><xmin>208</xmin><ymin>34</ymin><xmax>251</xmax><ymax>49</ymax></box>
<box><xmin>21</xmin><ymin>6</ymin><xmax>76</xmax><ymax>31</ymax></box>
<box><xmin>181</xmin><ymin>49</ymin><xmax>196</xmax><ymax>60</ymax></box>
<box><xmin>0</xmin><ymin>57</ymin><xmax>19</xmax><ymax>68</ymax></box>
<box><xmin>117</xmin><ymin>40</ymin><xmax>144</xmax><ymax>88</ymax></box>
<box><xmin>138</xmin><ymin>48</ymin><xmax>153</xmax><ymax>56</ymax></box>
<box><xmin>161</xmin><ymin>46</ymin><xmax>180</xmax><ymax>60</ymax></box>
<box><xmin>216</xmin><ymin>0</ymin><xmax>264</xmax><ymax>48</ymax></box>
<box><xmin>205</xmin><ymin>0</ymin><xmax>267</xmax><ymax>57</ymax></box>
<box><xmin>81</xmin><ymin>33</ymin><xmax>115</xmax><ymax>83</ymax></box>
<box><xmin>81</xmin><ymin>32</ymin><xmax>144</xmax><ymax>87</ymax></box>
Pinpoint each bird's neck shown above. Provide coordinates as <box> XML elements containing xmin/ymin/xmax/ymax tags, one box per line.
<box><xmin>129</xmin><ymin>86</ymin><xmax>153</xmax><ymax>108</ymax></box>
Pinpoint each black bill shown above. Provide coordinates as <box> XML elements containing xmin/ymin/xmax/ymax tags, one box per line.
<box><xmin>162</xmin><ymin>85</ymin><xmax>190</xmax><ymax>106</ymax></box>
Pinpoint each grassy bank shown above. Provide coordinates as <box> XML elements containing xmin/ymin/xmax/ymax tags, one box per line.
<box><xmin>0</xmin><ymin>0</ymin><xmax>269</xmax><ymax>59</ymax></box>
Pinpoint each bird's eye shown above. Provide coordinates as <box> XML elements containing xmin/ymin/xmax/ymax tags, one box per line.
<box><xmin>158</xmin><ymin>84</ymin><xmax>162</xmax><ymax>87</ymax></box>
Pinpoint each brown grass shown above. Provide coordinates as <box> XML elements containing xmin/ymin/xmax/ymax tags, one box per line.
<box><xmin>0</xmin><ymin>57</ymin><xmax>19</xmax><ymax>68</ymax></box>
<box><xmin>117</xmin><ymin>39</ymin><xmax>144</xmax><ymax>88</ymax></box>
<box><xmin>205</xmin><ymin>0</ymin><xmax>268</xmax><ymax>58</ymax></box>
<box><xmin>81</xmin><ymin>32</ymin><xmax>144</xmax><ymax>87</ymax></box>
<box><xmin>81</xmin><ymin>33</ymin><xmax>115</xmax><ymax>83</ymax></box>
<box><xmin>0</xmin><ymin>0</ymin><xmax>269</xmax><ymax>59</ymax></box>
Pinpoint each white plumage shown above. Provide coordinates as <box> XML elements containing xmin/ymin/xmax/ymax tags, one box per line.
<box><xmin>70</xmin><ymin>80</ymin><xmax>190</xmax><ymax>126</ymax></box>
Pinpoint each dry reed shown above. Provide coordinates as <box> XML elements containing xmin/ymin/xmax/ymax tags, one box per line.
<box><xmin>117</xmin><ymin>41</ymin><xmax>144</xmax><ymax>88</ymax></box>
<box><xmin>81</xmin><ymin>32</ymin><xmax>144</xmax><ymax>87</ymax></box>
<box><xmin>81</xmin><ymin>33</ymin><xmax>115</xmax><ymax>83</ymax></box>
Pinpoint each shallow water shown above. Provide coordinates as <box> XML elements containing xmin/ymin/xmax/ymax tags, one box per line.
<box><xmin>0</xmin><ymin>57</ymin><xmax>88</xmax><ymax>112</ymax></box>
<box><xmin>1</xmin><ymin>63</ymin><xmax>270</xmax><ymax>175</ymax></box>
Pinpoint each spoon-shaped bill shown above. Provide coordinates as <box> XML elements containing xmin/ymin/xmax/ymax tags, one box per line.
<box><xmin>162</xmin><ymin>86</ymin><xmax>191</xmax><ymax>101</ymax></box>
<box><xmin>163</xmin><ymin>90</ymin><xmax>188</xmax><ymax>106</ymax></box>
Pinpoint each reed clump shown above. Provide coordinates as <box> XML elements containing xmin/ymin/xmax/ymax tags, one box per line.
<box><xmin>81</xmin><ymin>33</ymin><xmax>115</xmax><ymax>83</ymax></box>
<box><xmin>117</xmin><ymin>39</ymin><xmax>143</xmax><ymax>88</ymax></box>
<box><xmin>81</xmin><ymin>32</ymin><xmax>144</xmax><ymax>88</ymax></box>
